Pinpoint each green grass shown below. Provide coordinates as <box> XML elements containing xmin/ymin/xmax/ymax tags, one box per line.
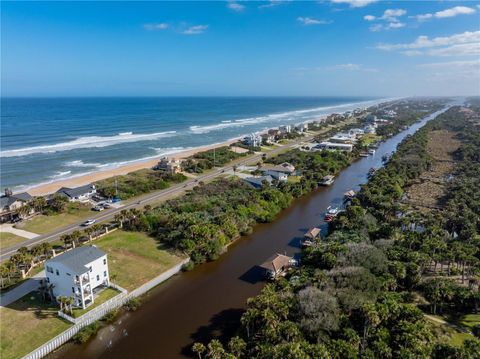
<box><xmin>17</xmin><ymin>203</ymin><xmax>93</xmax><ymax>234</ymax></box>
<box><xmin>70</xmin><ymin>287</ymin><xmax>121</xmax><ymax>318</ymax></box>
<box><xmin>0</xmin><ymin>291</ymin><xmax>71</xmax><ymax>359</ymax></box>
<box><xmin>360</xmin><ymin>134</ymin><xmax>381</xmax><ymax>147</ymax></box>
<box><xmin>459</xmin><ymin>314</ymin><xmax>480</xmax><ymax>330</ymax></box>
<box><xmin>93</xmin><ymin>230</ymin><xmax>185</xmax><ymax>291</ymax></box>
<box><xmin>287</xmin><ymin>175</ymin><xmax>302</xmax><ymax>184</ymax></box>
<box><xmin>426</xmin><ymin>314</ymin><xmax>476</xmax><ymax>347</ymax></box>
<box><xmin>0</xmin><ymin>232</ymin><xmax>27</xmax><ymax>249</ymax></box>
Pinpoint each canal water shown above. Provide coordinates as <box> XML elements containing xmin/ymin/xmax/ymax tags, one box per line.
<box><xmin>52</xmin><ymin>107</ymin><xmax>451</xmax><ymax>359</ymax></box>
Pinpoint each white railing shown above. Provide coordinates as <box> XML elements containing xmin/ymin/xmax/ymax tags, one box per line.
<box><xmin>22</xmin><ymin>258</ymin><xmax>189</xmax><ymax>359</ymax></box>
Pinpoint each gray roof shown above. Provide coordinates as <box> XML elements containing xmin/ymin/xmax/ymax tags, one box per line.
<box><xmin>0</xmin><ymin>192</ymin><xmax>32</xmax><ymax>208</ymax></box>
<box><xmin>12</xmin><ymin>192</ymin><xmax>32</xmax><ymax>201</ymax></box>
<box><xmin>56</xmin><ymin>184</ymin><xmax>95</xmax><ymax>199</ymax></box>
<box><xmin>244</xmin><ymin>175</ymin><xmax>274</xmax><ymax>187</ymax></box>
<box><xmin>47</xmin><ymin>246</ymin><xmax>106</xmax><ymax>274</ymax></box>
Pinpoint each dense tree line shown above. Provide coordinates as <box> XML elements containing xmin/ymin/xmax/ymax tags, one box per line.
<box><xmin>182</xmin><ymin>147</ymin><xmax>249</xmax><ymax>174</ymax></box>
<box><xmin>197</xmin><ymin>103</ymin><xmax>480</xmax><ymax>358</ymax></box>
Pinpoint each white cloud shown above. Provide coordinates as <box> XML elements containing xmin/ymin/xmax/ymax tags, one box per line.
<box><xmin>412</xmin><ymin>6</ymin><xmax>476</xmax><ymax>21</ymax></box>
<box><xmin>380</xmin><ymin>9</ymin><xmax>407</xmax><ymax>21</ymax></box>
<box><xmin>330</xmin><ymin>0</ymin><xmax>377</xmax><ymax>8</ymax></box>
<box><xmin>365</xmin><ymin>8</ymin><xmax>406</xmax><ymax>31</ymax></box>
<box><xmin>258</xmin><ymin>0</ymin><xmax>288</xmax><ymax>9</ymax></box>
<box><xmin>376</xmin><ymin>31</ymin><xmax>480</xmax><ymax>50</ymax></box>
<box><xmin>417</xmin><ymin>60</ymin><xmax>480</xmax><ymax>80</ymax></box>
<box><xmin>376</xmin><ymin>30</ymin><xmax>480</xmax><ymax>57</ymax></box>
<box><xmin>227</xmin><ymin>1</ymin><xmax>245</xmax><ymax>12</ymax></box>
<box><xmin>143</xmin><ymin>23</ymin><xmax>169</xmax><ymax>31</ymax></box>
<box><xmin>297</xmin><ymin>17</ymin><xmax>330</xmax><ymax>25</ymax></box>
<box><xmin>327</xmin><ymin>63</ymin><xmax>378</xmax><ymax>72</ymax></box>
<box><xmin>182</xmin><ymin>25</ymin><xmax>209</xmax><ymax>35</ymax></box>
<box><xmin>418</xmin><ymin>60</ymin><xmax>480</xmax><ymax>70</ymax></box>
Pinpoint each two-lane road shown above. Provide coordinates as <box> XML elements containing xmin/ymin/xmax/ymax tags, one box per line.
<box><xmin>0</xmin><ymin>135</ymin><xmax>316</xmax><ymax>262</ymax></box>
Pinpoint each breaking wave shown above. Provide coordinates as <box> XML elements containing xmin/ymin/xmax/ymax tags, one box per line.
<box><xmin>1</xmin><ymin>131</ymin><xmax>177</xmax><ymax>158</ymax></box>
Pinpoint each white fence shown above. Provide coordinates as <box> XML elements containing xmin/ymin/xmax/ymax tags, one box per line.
<box><xmin>22</xmin><ymin>258</ymin><xmax>190</xmax><ymax>359</ymax></box>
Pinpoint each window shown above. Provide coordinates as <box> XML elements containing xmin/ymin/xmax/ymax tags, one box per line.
<box><xmin>96</xmin><ymin>275</ymin><xmax>100</xmax><ymax>281</ymax></box>
<box><xmin>75</xmin><ymin>275</ymin><xmax>79</xmax><ymax>281</ymax></box>
<box><xmin>103</xmin><ymin>259</ymin><xmax>106</xmax><ymax>265</ymax></box>
<box><xmin>46</xmin><ymin>266</ymin><xmax>53</xmax><ymax>273</ymax></box>
<box><xmin>72</xmin><ymin>287</ymin><xmax>75</xmax><ymax>293</ymax></box>
<box><xmin>89</xmin><ymin>266</ymin><xmax>92</xmax><ymax>272</ymax></box>
<box><xmin>104</xmin><ymin>271</ymin><xmax>107</xmax><ymax>277</ymax></box>
<box><xmin>56</xmin><ymin>269</ymin><xmax>59</xmax><ymax>276</ymax></box>
<box><xmin>47</xmin><ymin>278</ymin><xmax>50</xmax><ymax>283</ymax></box>
<box><xmin>66</xmin><ymin>273</ymin><xmax>71</xmax><ymax>276</ymax></box>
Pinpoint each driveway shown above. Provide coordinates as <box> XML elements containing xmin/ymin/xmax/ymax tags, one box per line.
<box><xmin>0</xmin><ymin>223</ymin><xmax>39</xmax><ymax>239</ymax></box>
<box><xmin>0</xmin><ymin>270</ymin><xmax>45</xmax><ymax>307</ymax></box>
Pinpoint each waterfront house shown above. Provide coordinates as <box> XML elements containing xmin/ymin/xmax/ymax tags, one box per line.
<box><xmin>279</xmin><ymin>125</ymin><xmax>292</xmax><ymax>134</ymax></box>
<box><xmin>154</xmin><ymin>157</ymin><xmax>182</xmax><ymax>174</ymax></box>
<box><xmin>364</xmin><ymin>124</ymin><xmax>377</xmax><ymax>134</ymax></box>
<box><xmin>243</xmin><ymin>133</ymin><xmax>262</xmax><ymax>147</ymax></box>
<box><xmin>260</xmin><ymin>254</ymin><xmax>297</xmax><ymax>280</ymax></box>
<box><xmin>316</xmin><ymin>142</ymin><xmax>353</xmax><ymax>152</ymax></box>
<box><xmin>330</xmin><ymin>132</ymin><xmax>356</xmax><ymax>144</ymax></box>
<box><xmin>348</xmin><ymin>128</ymin><xmax>365</xmax><ymax>138</ymax></box>
<box><xmin>294</xmin><ymin>123</ymin><xmax>308</xmax><ymax>133</ymax></box>
<box><xmin>267</xmin><ymin>129</ymin><xmax>280</xmax><ymax>137</ymax></box>
<box><xmin>244</xmin><ymin>175</ymin><xmax>274</xmax><ymax>189</ymax></box>
<box><xmin>263</xmin><ymin>162</ymin><xmax>296</xmax><ymax>181</ymax></box>
<box><xmin>0</xmin><ymin>189</ymin><xmax>33</xmax><ymax>222</ymax></box>
<box><xmin>55</xmin><ymin>184</ymin><xmax>97</xmax><ymax>202</ymax></box>
<box><xmin>45</xmin><ymin>246</ymin><xmax>109</xmax><ymax>309</ymax></box>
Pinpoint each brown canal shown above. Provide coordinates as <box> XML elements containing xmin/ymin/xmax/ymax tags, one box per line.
<box><xmin>51</xmin><ymin>107</ymin><xmax>451</xmax><ymax>359</ymax></box>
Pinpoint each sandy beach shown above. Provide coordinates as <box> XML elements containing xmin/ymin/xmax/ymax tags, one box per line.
<box><xmin>26</xmin><ymin>138</ymin><xmax>242</xmax><ymax>196</ymax></box>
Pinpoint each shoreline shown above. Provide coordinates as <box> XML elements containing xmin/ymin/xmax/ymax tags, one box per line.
<box><xmin>17</xmin><ymin>97</ymin><xmax>393</xmax><ymax>197</ymax></box>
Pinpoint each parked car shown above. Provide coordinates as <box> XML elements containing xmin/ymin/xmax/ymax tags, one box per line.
<box><xmin>92</xmin><ymin>206</ymin><xmax>104</xmax><ymax>212</ymax></box>
<box><xmin>82</xmin><ymin>219</ymin><xmax>96</xmax><ymax>226</ymax></box>
<box><xmin>102</xmin><ymin>203</ymin><xmax>111</xmax><ymax>209</ymax></box>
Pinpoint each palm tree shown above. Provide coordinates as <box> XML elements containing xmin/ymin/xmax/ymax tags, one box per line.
<box><xmin>70</xmin><ymin>230</ymin><xmax>82</xmax><ymax>247</ymax></box>
<box><xmin>61</xmin><ymin>234</ymin><xmax>73</xmax><ymax>249</ymax></box>
<box><xmin>84</xmin><ymin>227</ymin><xmax>94</xmax><ymax>241</ymax></box>
<box><xmin>232</xmin><ymin>165</ymin><xmax>238</xmax><ymax>176</ymax></box>
<box><xmin>114</xmin><ymin>213</ymin><xmax>125</xmax><ymax>228</ymax></box>
<box><xmin>207</xmin><ymin>340</ymin><xmax>225</xmax><ymax>359</ymax></box>
<box><xmin>192</xmin><ymin>342</ymin><xmax>206</xmax><ymax>359</ymax></box>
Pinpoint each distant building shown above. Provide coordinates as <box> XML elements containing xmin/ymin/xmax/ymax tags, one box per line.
<box><xmin>45</xmin><ymin>246</ymin><xmax>110</xmax><ymax>309</ymax></box>
<box><xmin>244</xmin><ymin>175</ymin><xmax>274</xmax><ymax>189</ymax></box>
<box><xmin>154</xmin><ymin>157</ymin><xmax>182</xmax><ymax>174</ymax></box>
<box><xmin>364</xmin><ymin>125</ymin><xmax>377</xmax><ymax>134</ymax></box>
<box><xmin>348</xmin><ymin>128</ymin><xmax>365</xmax><ymax>137</ymax></box>
<box><xmin>279</xmin><ymin>125</ymin><xmax>292</xmax><ymax>134</ymax></box>
<box><xmin>55</xmin><ymin>184</ymin><xmax>96</xmax><ymax>202</ymax></box>
<box><xmin>294</xmin><ymin>123</ymin><xmax>308</xmax><ymax>133</ymax></box>
<box><xmin>261</xmin><ymin>133</ymin><xmax>275</xmax><ymax>145</ymax></box>
<box><xmin>330</xmin><ymin>132</ymin><xmax>356</xmax><ymax>144</ymax></box>
<box><xmin>316</xmin><ymin>142</ymin><xmax>353</xmax><ymax>152</ymax></box>
<box><xmin>243</xmin><ymin>133</ymin><xmax>262</xmax><ymax>147</ymax></box>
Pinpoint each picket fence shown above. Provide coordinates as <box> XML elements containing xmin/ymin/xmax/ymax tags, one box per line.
<box><xmin>22</xmin><ymin>258</ymin><xmax>190</xmax><ymax>359</ymax></box>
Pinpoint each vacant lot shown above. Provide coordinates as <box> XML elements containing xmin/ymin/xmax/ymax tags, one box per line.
<box><xmin>0</xmin><ymin>232</ymin><xmax>27</xmax><ymax>249</ymax></box>
<box><xmin>404</xmin><ymin>130</ymin><xmax>461</xmax><ymax>211</ymax></box>
<box><xmin>17</xmin><ymin>203</ymin><xmax>92</xmax><ymax>234</ymax></box>
<box><xmin>0</xmin><ymin>291</ymin><xmax>71</xmax><ymax>359</ymax></box>
<box><xmin>94</xmin><ymin>230</ymin><xmax>184</xmax><ymax>290</ymax></box>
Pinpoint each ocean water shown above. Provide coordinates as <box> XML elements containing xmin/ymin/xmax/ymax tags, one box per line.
<box><xmin>0</xmin><ymin>97</ymin><xmax>381</xmax><ymax>190</ymax></box>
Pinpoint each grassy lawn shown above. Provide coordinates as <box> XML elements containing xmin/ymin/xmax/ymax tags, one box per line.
<box><xmin>0</xmin><ymin>291</ymin><xmax>71</xmax><ymax>359</ymax></box>
<box><xmin>459</xmin><ymin>313</ymin><xmax>480</xmax><ymax>330</ymax></box>
<box><xmin>426</xmin><ymin>314</ymin><xmax>475</xmax><ymax>347</ymax></box>
<box><xmin>0</xmin><ymin>232</ymin><xmax>27</xmax><ymax>249</ymax></box>
<box><xmin>93</xmin><ymin>230</ymin><xmax>185</xmax><ymax>291</ymax></box>
<box><xmin>70</xmin><ymin>287</ymin><xmax>121</xmax><ymax>318</ymax></box>
<box><xmin>360</xmin><ymin>134</ymin><xmax>381</xmax><ymax>147</ymax></box>
<box><xmin>17</xmin><ymin>203</ymin><xmax>92</xmax><ymax>234</ymax></box>
<box><xmin>287</xmin><ymin>175</ymin><xmax>302</xmax><ymax>184</ymax></box>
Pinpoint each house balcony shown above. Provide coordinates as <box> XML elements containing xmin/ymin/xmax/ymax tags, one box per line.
<box><xmin>74</xmin><ymin>274</ymin><xmax>90</xmax><ymax>285</ymax></box>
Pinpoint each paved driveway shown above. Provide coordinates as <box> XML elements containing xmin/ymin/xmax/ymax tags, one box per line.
<box><xmin>0</xmin><ymin>270</ymin><xmax>45</xmax><ymax>307</ymax></box>
<box><xmin>0</xmin><ymin>223</ymin><xmax>39</xmax><ymax>239</ymax></box>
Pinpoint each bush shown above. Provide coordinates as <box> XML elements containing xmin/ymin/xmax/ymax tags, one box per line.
<box><xmin>124</xmin><ymin>297</ymin><xmax>142</xmax><ymax>312</ymax></box>
<box><xmin>101</xmin><ymin>309</ymin><xmax>118</xmax><ymax>323</ymax></box>
<box><xmin>182</xmin><ymin>261</ymin><xmax>195</xmax><ymax>271</ymax></box>
<box><xmin>73</xmin><ymin>322</ymin><xmax>99</xmax><ymax>343</ymax></box>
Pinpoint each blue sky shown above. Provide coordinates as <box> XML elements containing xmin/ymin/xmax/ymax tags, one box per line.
<box><xmin>2</xmin><ymin>0</ymin><xmax>479</xmax><ymax>97</ymax></box>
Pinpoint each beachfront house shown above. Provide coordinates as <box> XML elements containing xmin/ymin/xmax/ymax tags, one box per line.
<box><xmin>154</xmin><ymin>157</ymin><xmax>182</xmax><ymax>174</ymax></box>
<box><xmin>244</xmin><ymin>175</ymin><xmax>274</xmax><ymax>189</ymax></box>
<box><xmin>45</xmin><ymin>246</ymin><xmax>110</xmax><ymax>309</ymax></box>
<box><xmin>261</xmin><ymin>133</ymin><xmax>276</xmax><ymax>145</ymax></box>
<box><xmin>316</xmin><ymin>142</ymin><xmax>353</xmax><ymax>152</ymax></box>
<box><xmin>294</xmin><ymin>124</ymin><xmax>308</xmax><ymax>133</ymax></box>
<box><xmin>55</xmin><ymin>184</ymin><xmax>97</xmax><ymax>202</ymax></box>
<box><xmin>243</xmin><ymin>133</ymin><xmax>262</xmax><ymax>147</ymax></box>
<box><xmin>263</xmin><ymin>162</ymin><xmax>295</xmax><ymax>181</ymax></box>
<box><xmin>0</xmin><ymin>189</ymin><xmax>33</xmax><ymax>222</ymax></box>
<box><xmin>279</xmin><ymin>125</ymin><xmax>292</xmax><ymax>134</ymax></box>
